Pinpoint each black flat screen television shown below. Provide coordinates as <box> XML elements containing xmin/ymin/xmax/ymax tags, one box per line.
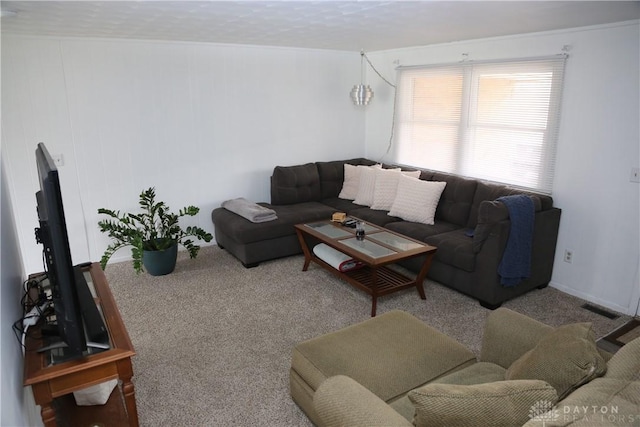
<box><xmin>34</xmin><ymin>142</ymin><xmax>109</xmax><ymax>363</ymax></box>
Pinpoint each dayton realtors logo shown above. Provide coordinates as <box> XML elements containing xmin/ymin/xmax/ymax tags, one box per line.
<box><xmin>559</xmin><ymin>405</ymin><xmax>639</xmax><ymax>424</ymax></box>
<box><xmin>529</xmin><ymin>400</ymin><xmax>560</xmax><ymax>425</ymax></box>
<box><xmin>529</xmin><ymin>401</ymin><xmax>639</xmax><ymax>425</ymax></box>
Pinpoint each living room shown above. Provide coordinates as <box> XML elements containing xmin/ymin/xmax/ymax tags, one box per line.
<box><xmin>1</xmin><ymin>2</ymin><xmax>639</xmax><ymax>426</ymax></box>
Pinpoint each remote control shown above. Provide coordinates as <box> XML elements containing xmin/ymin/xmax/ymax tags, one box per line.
<box><xmin>343</xmin><ymin>219</ymin><xmax>357</xmax><ymax>228</ymax></box>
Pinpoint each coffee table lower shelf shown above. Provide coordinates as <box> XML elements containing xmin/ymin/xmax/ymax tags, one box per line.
<box><xmin>312</xmin><ymin>257</ymin><xmax>426</xmax><ymax>317</ymax></box>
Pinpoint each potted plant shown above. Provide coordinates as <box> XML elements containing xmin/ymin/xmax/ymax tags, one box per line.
<box><xmin>97</xmin><ymin>187</ymin><xmax>213</xmax><ymax>275</ymax></box>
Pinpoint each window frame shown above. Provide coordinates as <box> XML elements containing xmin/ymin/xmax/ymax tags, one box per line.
<box><xmin>392</xmin><ymin>56</ymin><xmax>566</xmax><ymax>194</ymax></box>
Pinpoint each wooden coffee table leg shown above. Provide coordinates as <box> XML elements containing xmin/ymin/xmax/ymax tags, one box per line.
<box><xmin>415</xmin><ymin>251</ymin><xmax>436</xmax><ymax>300</ymax></box>
<box><xmin>370</xmin><ymin>269</ymin><xmax>379</xmax><ymax>317</ymax></box>
<box><xmin>295</xmin><ymin>229</ymin><xmax>312</xmax><ymax>271</ymax></box>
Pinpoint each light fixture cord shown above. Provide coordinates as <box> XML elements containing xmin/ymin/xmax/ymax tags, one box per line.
<box><xmin>363</xmin><ymin>52</ymin><xmax>396</xmax><ymax>88</ymax></box>
<box><xmin>378</xmin><ymin>85</ymin><xmax>397</xmax><ymax>163</ymax></box>
<box><xmin>360</xmin><ymin>51</ymin><xmax>397</xmax><ymax>163</ymax></box>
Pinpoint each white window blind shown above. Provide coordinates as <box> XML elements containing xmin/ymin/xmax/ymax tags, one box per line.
<box><xmin>394</xmin><ymin>56</ymin><xmax>566</xmax><ymax>194</ymax></box>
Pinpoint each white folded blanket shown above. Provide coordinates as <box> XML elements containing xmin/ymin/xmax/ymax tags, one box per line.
<box><xmin>313</xmin><ymin>243</ymin><xmax>364</xmax><ymax>272</ymax></box>
<box><xmin>221</xmin><ymin>197</ymin><xmax>278</xmax><ymax>223</ymax></box>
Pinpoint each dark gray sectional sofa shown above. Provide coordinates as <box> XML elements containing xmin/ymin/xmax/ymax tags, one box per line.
<box><xmin>211</xmin><ymin>158</ymin><xmax>561</xmax><ymax>308</ymax></box>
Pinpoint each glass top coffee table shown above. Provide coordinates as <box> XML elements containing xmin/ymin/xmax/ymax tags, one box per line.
<box><xmin>294</xmin><ymin>218</ymin><xmax>437</xmax><ymax>316</ymax></box>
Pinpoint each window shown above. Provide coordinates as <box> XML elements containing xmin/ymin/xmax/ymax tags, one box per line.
<box><xmin>394</xmin><ymin>57</ymin><xmax>566</xmax><ymax>194</ymax></box>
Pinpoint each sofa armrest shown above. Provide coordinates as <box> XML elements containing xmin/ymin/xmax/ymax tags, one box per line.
<box><xmin>472</xmin><ymin>197</ymin><xmax>542</xmax><ymax>253</ymax></box>
<box><xmin>479</xmin><ymin>308</ymin><xmax>553</xmax><ymax>369</ymax></box>
<box><xmin>314</xmin><ymin>375</ymin><xmax>412</xmax><ymax>427</ymax></box>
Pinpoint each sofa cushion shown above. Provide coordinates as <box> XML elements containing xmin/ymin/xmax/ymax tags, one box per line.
<box><xmin>388</xmin><ymin>175</ymin><xmax>446</xmax><ymax>225</ymax></box>
<box><xmin>408</xmin><ymin>380</ymin><xmax>557</xmax><ymax>427</ymax></box>
<box><xmin>424</xmin><ymin>229</ymin><xmax>476</xmax><ymax>272</ymax></box>
<box><xmin>271</xmin><ymin>163</ymin><xmax>321</xmax><ymax>205</ymax></box>
<box><xmin>349</xmin><ymin>207</ymin><xmax>402</xmax><ymax>227</ymax></box>
<box><xmin>385</xmin><ymin>220</ymin><xmax>460</xmax><ymax>242</ymax></box>
<box><xmin>505</xmin><ymin>323</ymin><xmax>607</xmax><ymax>400</ymax></box>
<box><xmin>291</xmin><ymin>310</ymin><xmax>476</xmax><ymax>403</ymax></box>
<box><xmin>433</xmin><ymin>361</ymin><xmax>507</xmax><ymax>386</ymax></box>
<box><xmin>320</xmin><ymin>197</ymin><xmax>363</xmax><ymax>215</ymax></box>
<box><xmin>431</xmin><ymin>172</ymin><xmax>478</xmax><ymax>227</ymax></box>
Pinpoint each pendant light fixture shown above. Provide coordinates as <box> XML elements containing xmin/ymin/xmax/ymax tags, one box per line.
<box><xmin>350</xmin><ymin>50</ymin><xmax>373</xmax><ymax>106</ymax></box>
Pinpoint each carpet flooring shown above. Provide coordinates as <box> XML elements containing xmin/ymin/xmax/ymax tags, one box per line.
<box><xmin>104</xmin><ymin>246</ymin><xmax>631</xmax><ymax>426</ymax></box>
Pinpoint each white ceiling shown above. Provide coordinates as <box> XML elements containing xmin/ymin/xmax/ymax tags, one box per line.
<box><xmin>1</xmin><ymin>1</ymin><xmax>639</xmax><ymax>52</ymax></box>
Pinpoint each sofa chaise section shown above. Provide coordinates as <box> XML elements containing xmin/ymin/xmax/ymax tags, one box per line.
<box><xmin>211</xmin><ymin>159</ymin><xmax>374</xmax><ymax>267</ymax></box>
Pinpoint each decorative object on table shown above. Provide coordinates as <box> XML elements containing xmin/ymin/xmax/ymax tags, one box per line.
<box><xmin>331</xmin><ymin>212</ymin><xmax>346</xmax><ymax>223</ymax></box>
<box><xmin>97</xmin><ymin>187</ymin><xmax>212</xmax><ymax>275</ymax></box>
<box><xmin>312</xmin><ymin>243</ymin><xmax>364</xmax><ymax>272</ymax></box>
<box><xmin>355</xmin><ymin>221</ymin><xmax>365</xmax><ymax>240</ymax></box>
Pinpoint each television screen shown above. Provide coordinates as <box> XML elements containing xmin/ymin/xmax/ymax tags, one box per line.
<box><xmin>34</xmin><ymin>142</ymin><xmax>109</xmax><ymax>363</ymax></box>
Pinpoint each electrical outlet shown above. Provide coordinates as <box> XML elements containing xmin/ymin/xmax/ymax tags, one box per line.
<box><xmin>564</xmin><ymin>250</ymin><xmax>573</xmax><ymax>264</ymax></box>
<box><xmin>630</xmin><ymin>167</ymin><xmax>640</xmax><ymax>183</ymax></box>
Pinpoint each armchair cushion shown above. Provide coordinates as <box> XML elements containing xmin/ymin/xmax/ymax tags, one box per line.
<box><xmin>505</xmin><ymin>323</ymin><xmax>607</xmax><ymax>400</ymax></box>
<box><xmin>408</xmin><ymin>380</ymin><xmax>557</xmax><ymax>427</ymax></box>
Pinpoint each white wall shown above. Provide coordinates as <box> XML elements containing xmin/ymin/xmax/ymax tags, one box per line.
<box><xmin>365</xmin><ymin>21</ymin><xmax>640</xmax><ymax>315</ymax></box>
<box><xmin>2</xmin><ymin>36</ymin><xmax>365</xmax><ymax>274</ymax></box>
<box><xmin>0</xmin><ymin>157</ymin><xmax>42</xmax><ymax>426</ymax></box>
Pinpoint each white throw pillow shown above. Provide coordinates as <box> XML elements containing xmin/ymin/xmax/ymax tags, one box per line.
<box><xmin>339</xmin><ymin>164</ymin><xmax>379</xmax><ymax>200</ymax></box>
<box><xmin>354</xmin><ymin>166</ymin><xmax>379</xmax><ymax>206</ymax></box>
<box><xmin>388</xmin><ymin>175</ymin><xmax>447</xmax><ymax>225</ymax></box>
<box><xmin>371</xmin><ymin>168</ymin><xmax>421</xmax><ymax>211</ymax></box>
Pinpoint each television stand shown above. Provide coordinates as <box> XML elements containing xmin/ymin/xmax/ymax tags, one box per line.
<box><xmin>23</xmin><ymin>263</ymin><xmax>139</xmax><ymax>427</ymax></box>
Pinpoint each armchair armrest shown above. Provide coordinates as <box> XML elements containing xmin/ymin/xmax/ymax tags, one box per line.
<box><xmin>314</xmin><ymin>375</ymin><xmax>412</xmax><ymax>427</ymax></box>
<box><xmin>479</xmin><ymin>308</ymin><xmax>553</xmax><ymax>369</ymax></box>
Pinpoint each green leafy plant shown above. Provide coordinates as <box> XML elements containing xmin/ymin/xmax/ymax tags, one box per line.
<box><xmin>98</xmin><ymin>187</ymin><xmax>212</xmax><ymax>273</ymax></box>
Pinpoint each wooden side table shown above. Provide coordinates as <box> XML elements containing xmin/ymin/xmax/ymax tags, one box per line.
<box><xmin>23</xmin><ymin>263</ymin><xmax>138</xmax><ymax>427</ymax></box>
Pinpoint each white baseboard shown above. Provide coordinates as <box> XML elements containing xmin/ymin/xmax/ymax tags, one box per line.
<box><xmin>550</xmin><ymin>281</ymin><xmax>634</xmax><ymax>316</ymax></box>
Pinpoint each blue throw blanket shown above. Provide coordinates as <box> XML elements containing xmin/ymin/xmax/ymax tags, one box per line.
<box><xmin>497</xmin><ymin>195</ymin><xmax>535</xmax><ymax>287</ymax></box>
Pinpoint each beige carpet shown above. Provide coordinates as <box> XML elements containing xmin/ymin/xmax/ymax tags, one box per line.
<box><xmin>104</xmin><ymin>246</ymin><xmax>630</xmax><ymax>426</ymax></box>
